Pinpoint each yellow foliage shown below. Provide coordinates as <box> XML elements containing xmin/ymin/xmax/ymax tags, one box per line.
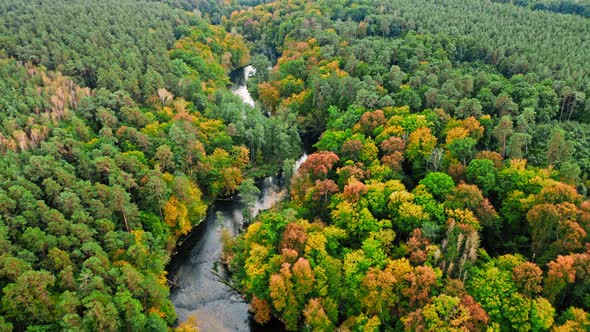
<box><xmin>305</xmin><ymin>232</ymin><xmax>328</xmax><ymax>258</ymax></box>
<box><xmin>406</xmin><ymin>127</ymin><xmax>437</xmax><ymax>161</ymax></box>
<box><xmin>175</xmin><ymin>314</ymin><xmax>200</xmax><ymax>332</ymax></box>
<box><xmin>463</xmin><ymin>116</ymin><xmax>484</xmax><ymax>139</ymax></box>
<box><xmin>375</xmin><ymin>125</ymin><xmax>405</xmax><ymax>143</ymax></box>
<box><xmin>231</xmin><ymin>145</ymin><xmax>250</xmax><ymax>168</ymax></box>
<box><xmin>244</xmin><ymin>243</ymin><xmax>273</xmax><ymax>293</ymax></box>
<box><xmin>131</xmin><ymin>229</ymin><xmax>144</xmax><ymax>244</ymax></box>
<box><xmin>390</xmin><ymin>190</ymin><xmax>415</xmax><ymax>205</ymax></box>
<box><xmin>148</xmin><ymin>307</ymin><xmax>167</xmax><ymax>318</ymax></box>
<box><xmin>510</xmin><ymin>159</ymin><xmax>528</xmax><ymax>170</ymax></box>
<box><xmin>282</xmin><ymin>89</ymin><xmax>311</xmax><ymax>109</ymax></box>
<box><xmin>86</xmin><ymin>137</ymin><xmax>99</xmax><ymax>146</ymax></box>
<box><xmin>446</xmin><ymin>208</ymin><xmax>480</xmax><ymax>230</ymax></box>
<box><xmin>244</xmin><ymin>222</ymin><xmax>264</xmax><ymax>245</ymax></box>
<box><xmin>387</xmin><ymin>258</ymin><xmax>414</xmax><ymax>280</ymax></box>
<box><xmin>112</xmin><ymin>260</ymin><xmax>129</xmax><ymax>268</ymax></box>
<box><xmin>161</xmin><ymin>106</ymin><xmax>174</xmax><ymax>118</ymax></box>
<box><xmin>398</xmin><ymin>202</ymin><xmax>429</xmax><ymax>221</ymax></box>
<box><xmin>162</xmin><ymin>172</ymin><xmax>174</xmax><ymax>184</ymax></box>
<box><xmin>445</xmin><ymin>127</ymin><xmax>469</xmax><ymax>145</ymax></box>
<box><xmin>163</xmin><ymin>196</ymin><xmax>190</xmax><ymax>236</ymax></box>
<box><xmin>320</xmin><ymin>60</ymin><xmax>347</xmax><ymax>78</ymax></box>
<box><xmin>157</xmin><ymin>270</ymin><xmax>168</xmax><ymax>287</ymax></box>
<box><xmin>384</xmin><ymin>179</ymin><xmax>407</xmax><ymax>192</ymax></box>
<box><xmin>141</xmin><ymin>121</ymin><xmax>163</xmax><ymax>137</ymax></box>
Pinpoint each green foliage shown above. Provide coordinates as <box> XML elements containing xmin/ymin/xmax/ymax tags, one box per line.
<box><xmin>467</xmin><ymin>159</ymin><xmax>498</xmax><ymax>195</ymax></box>
<box><xmin>0</xmin><ymin>0</ymin><xmax>183</xmax><ymax>100</ymax></box>
<box><xmin>419</xmin><ymin>172</ymin><xmax>455</xmax><ymax>200</ymax></box>
<box><xmin>0</xmin><ymin>0</ymin><xmax>290</xmax><ymax>329</ymax></box>
<box><xmin>2</xmin><ymin>0</ymin><xmax>590</xmax><ymax>330</ymax></box>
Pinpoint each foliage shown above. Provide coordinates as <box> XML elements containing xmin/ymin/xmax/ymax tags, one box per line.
<box><xmin>0</xmin><ymin>1</ymin><xmax>299</xmax><ymax>329</ymax></box>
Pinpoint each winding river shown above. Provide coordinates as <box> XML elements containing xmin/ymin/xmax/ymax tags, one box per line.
<box><xmin>168</xmin><ymin>66</ymin><xmax>305</xmax><ymax>331</ymax></box>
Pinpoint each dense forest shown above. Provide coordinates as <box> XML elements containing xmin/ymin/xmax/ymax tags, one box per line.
<box><xmin>492</xmin><ymin>0</ymin><xmax>590</xmax><ymax>17</ymax></box>
<box><xmin>0</xmin><ymin>0</ymin><xmax>300</xmax><ymax>330</ymax></box>
<box><xmin>224</xmin><ymin>0</ymin><xmax>590</xmax><ymax>331</ymax></box>
<box><xmin>0</xmin><ymin>0</ymin><xmax>589</xmax><ymax>331</ymax></box>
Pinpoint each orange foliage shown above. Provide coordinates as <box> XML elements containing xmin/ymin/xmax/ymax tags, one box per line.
<box><xmin>475</xmin><ymin>151</ymin><xmax>503</xmax><ymax>168</ymax></box>
<box><xmin>258</xmin><ymin>82</ymin><xmax>280</xmax><ymax>112</ymax></box>
<box><xmin>175</xmin><ymin>314</ymin><xmax>200</xmax><ymax>332</ymax></box>
<box><xmin>381</xmin><ymin>152</ymin><xmax>404</xmax><ymax>172</ymax></box>
<box><xmin>527</xmin><ymin>202</ymin><xmax>585</xmax><ymax>259</ymax></box>
<box><xmin>281</xmin><ymin>223</ymin><xmax>308</xmax><ymax>255</ymax></box>
<box><xmin>447</xmin><ymin>162</ymin><xmax>466</xmax><ymax>182</ymax></box>
<box><xmin>361</xmin><ymin>266</ymin><xmax>399</xmax><ymax>317</ymax></box>
<box><xmin>280</xmin><ymin>248</ymin><xmax>299</xmax><ymax>265</ymax></box>
<box><xmin>512</xmin><ymin>262</ymin><xmax>543</xmax><ymax>295</ymax></box>
<box><xmin>380</xmin><ymin>136</ymin><xmax>406</xmax><ymax>154</ymax></box>
<box><xmin>359</xmin><ymin>110</ymin><xmax>386</xmax><ymax>135</ymax></box>
<box><xmin>163</xmin><ymin>196</ymin><xmax>190</xmax><ymax>236</ymax></box>
<box><xmin>536</xmin><ymin>182</ymin><xmax>582</xmax><ymax>205</ymax></box>
<box><xmin>404</xmin><ymin>266</ymin><xmax>436</xmax><ymax>308</ymax></box>
<box><xmin>250</xmin><ymin>296</ymin><xmax>271</xmax><ymax>324</ymax></box>
<box><xmin>445</xmin><ymin>126</ymin><xmax>469</xmax><ymax>144</ymax></box>
<box><xmin>460</xmin><ymin>294</ymin><xmax>490</xmax><ymax>331</ymax></box>
<box><xmin>300</xmin><ymin>151</ymin><xmax>340</xmax><ymax>179</ymax></box>
<box><xmin>406</xmin><ymin>127</ymin><xmax>437</xmax><ymax>162</ymax></box>
<box><xmin>337</xmin><ymin>164</ymin><xmax>367</xmax><ymax>183</ymax></box>
<box><xmin>342</xmin><ymin>179</ymin><xmax>368</xmax><ymax>203</ymax></box>
<box><xmin>269</xmin><ymin>264</ymin><xmax>291</xmax><ymax>312</ymax></box>
<box><xmin>341</xmin><ymin>140</ymin><xmax>364</xmax><ymax>160</ymax></box>
<box><xmin>446</xmin><ymin>182</ymin><xmax>499</xmax><ymax>228</ymax></box>
<box><xmin>407</xmin><ymin>229</ymin><xmax>431</xmax><ymax>265</ymax></box>
<box><xmin>545</xmin><ymin>254</ymin><xmax>584</xmax><ymax>302</ymax></box>
<box><xmin>303</xmin><ymin>298</ymin><xmax>333</xmax><ymax>331</ymax></box>
<box><xmin>292</xmin><ymin>258</ymin><xmax>315</xmax><ymax>298</ymax></box>
<box><xmin>463</xmin><ymin>116</ymin><xmax>484</xmax><ymax>140</ymax></box>
<box><xmin>312</xmin><ymin>179</ymin><xmax>339</xmax><ymax>202</ymax></box>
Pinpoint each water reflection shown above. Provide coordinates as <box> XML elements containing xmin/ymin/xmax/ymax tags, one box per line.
<box><xmin>169</xmin><ymin>66</ymin><xmax>306</xmax><ymax>331</ymax></box>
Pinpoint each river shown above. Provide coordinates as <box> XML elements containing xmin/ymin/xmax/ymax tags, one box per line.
<box><xmin>168</xmin><ymin>66</ymin><xmax>306</xmax><ymax>331</ymax></box>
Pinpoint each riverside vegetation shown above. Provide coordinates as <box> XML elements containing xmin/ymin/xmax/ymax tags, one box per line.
<box><xmin>0</xmin><ymin>0</ymin><xmax>588</xmax><ymax>331</ymax></box>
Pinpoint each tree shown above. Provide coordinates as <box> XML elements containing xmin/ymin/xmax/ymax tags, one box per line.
<box><xmin>299</xmin><ymin>151</ymin><xmax>340</xmax><ymax>180</ymax></box>
<box><xmin>419</xmin><ymin>172</ymin><xmax>455</xmax><ymax>200</ymax></box>
<box><xmin>403</xmin><ymin>295</ymin><xmax>473</xmax><ymax>332</ymax></box>
<box><xmin>448</xmin><ymin>137</ymin><xmax>477</xmax><ymax>166</ymax></box>
<box><xmin>466</xmin><ymin>159</ymin><xmax>497</xmax><ymax>195</ymax></box>
<box><xmin>406</xmin><ymin>127</ymin><xmax>437</xmax><ymax>171</ymax></box>
<box><xmin>512</xmin><ymin>261</ymin><xmax>543</xmax><ymax>296</ymax></box>
<box><xmin>494</xmin><ymin>115</ymin><xmax>513</xmax><ymax>158</ymax></box>
<box><xmin>2</xmin><ymin>270</ymin><xmax>56</xmax><ymax>326</ymax></box>
<box><xmin>269</xmin><ymin>263</ymin><xmax>299</xmax><ymax>331</ymax></box>
<box><xmin>467</xmin><ymin>263</ymin><xmax>531</xmax><ymax>331</ymax></box>
<box><xmin>239</xmin><ymin>178</ymin><xmax>261</xmax><ymax>222</ymax></box>
<box><xmin>527</xmin><ymin>202</ymin><xmax>584</xmax><ymax>264</ymax></box>
<box><xmin>544</xmin><ymin>252</ymin><xmax>590</xmax><ymax>310</ymax></box>
<box><xmin>115</xmin><ymin>290</ymin><xmax>146</xmax><ymax>331</ymax></box>
<box><xmin>303</xmin><ymin>298</ymin><xmax>333</xmax><ymax>331</ymax></box>
<box><xmin>546</xmin><ymin>128</ymin><xmax>574</xmax><ymax>167</ymax></box>
<box><xmin>455</xmin><ymin>98</ymin><xmax>483</xmax><ymax>119</ymax></box>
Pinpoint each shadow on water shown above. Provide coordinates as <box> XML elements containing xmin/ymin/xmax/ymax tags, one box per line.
<box><xmin>167</xmin><ymin>174</ymin><xmax>293</xmax><ymax>331</ymax></box>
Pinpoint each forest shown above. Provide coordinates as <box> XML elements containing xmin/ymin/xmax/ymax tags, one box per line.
<box><xmin>492</xmin><ymin>0</ymin><xmax>590</xmax><ymax>17</ymax></box>
<box><xmin>225</xmin><ymin>0</ymin><xmax>590</xmax><ymax>331</ymax></box>
<box><xmin>0</xmin><ymin>0</ymin><xmax>300</xmax><ymax>330</ymax></box>
<box><xmin>0</xmin><ymin>0</ymin><xmax>588</xmax><ymax>331</ymax></box>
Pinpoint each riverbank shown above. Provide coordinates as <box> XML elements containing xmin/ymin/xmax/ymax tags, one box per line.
<box><xmin>167</xmin><ymin>65</ymin><xmax>305</xmax><ymax>331</ymax></box>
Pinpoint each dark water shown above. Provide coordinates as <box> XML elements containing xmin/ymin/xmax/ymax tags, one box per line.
<box><xmin>168</xmin><ymin>66</ymin><xmax>305</xmax><ymax>331</ymax></box>
<box><xmin>168</xmin><ymin>177</ymin><xmax>288</xmax><ymax>331</ymax></box>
